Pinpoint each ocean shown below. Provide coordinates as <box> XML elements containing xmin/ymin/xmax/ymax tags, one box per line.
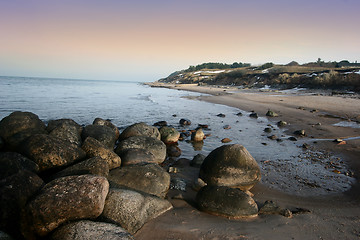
<box><xmin>0</xmin><ymin>76</ymin><xmax>354</xmax><ymax>195</ymax></box>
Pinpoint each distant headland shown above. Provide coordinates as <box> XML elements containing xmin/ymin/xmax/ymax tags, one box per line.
<box><xmin>158</xmin><ymin>59</ymin><xmax>360</xmax><ymax>92</ymax></box>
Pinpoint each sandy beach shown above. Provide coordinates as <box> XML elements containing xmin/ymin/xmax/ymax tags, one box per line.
<box><xmin>135</xmin><ymin>83</ymin><xmax>360</xmax><ymax>240</ymax></box>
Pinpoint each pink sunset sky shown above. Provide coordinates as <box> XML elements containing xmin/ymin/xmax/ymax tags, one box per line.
<box><xmin>0</xmin><ymin>0</ymin><xmax>359</xmax><ymax>81</ymax></box>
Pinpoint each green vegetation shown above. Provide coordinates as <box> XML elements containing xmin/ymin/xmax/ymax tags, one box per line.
<box><xmin>159</xmin><ymin>59</ymin><xmax>360</xmax><ymax>92</ymax></box>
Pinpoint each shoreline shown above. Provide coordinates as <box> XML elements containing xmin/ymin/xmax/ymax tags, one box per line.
<box><xmin>135</xmin><ymin>82</ymin><xmax>360</xmax><ymax>239</ymax></box>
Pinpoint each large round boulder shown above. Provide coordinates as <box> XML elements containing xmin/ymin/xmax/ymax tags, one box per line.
<box><xmin>0</xmin><ymin>170</ymin><xmax>44</xmax><ymax>238</ymax></box>
<box><xmin>51</xmin><ymin>156</ymin><xmax>109</xmax><ymax>180</ymax></box>
<box><xmin>108</xmin><ymin>163</ymin><xmax>170</xmax><ymax>198</ymax></box>
<box><xmin>0</xmin><ymin>152</ymin><xmax>39</xmax><ymax>178</ymax></box>
<box><xmin>0</xmin><ymin>111</ymin><xmax>47</xmax><ymax>149</ymax></box>
<box><xmin>93</xmin><ymin>118</ymin><xmax>120</xmax><ymax>139</ymax></box>
<box><xmin>159</xmin><ymin>126</ymin><xmax>180</xmax><ymax>144</ymax></box>
<box><xmin>82</xmin><ymin>125</ymin><xmax>117</xmax><ymax>149</ymax></box>
<box><xmin>196</xmin><ymin>185</ymin><xmax>258</xmax><ymax>219</ymax></box>
<box><xmin>50</xmin><ymin>220</ymin><xmax>133</xmax><ymax>240</ymax></box>
<box><xmin>81</xmin><ymin>137</ymin><xmax>121</xmax><ymax>170</ymax></box>
<box><xmin>101</xmin><ymin>188</ymin><xmax>172</xmax><ymax>234</ymax></box>
<box><xmin>118</xmin><ymin>122</ymin><xmax>160</xmax><ymax>141</ymax></box>
<box><xmin>199</xmin><ymin>144</ymin><xmax>261</xmax><ymax>191</ymax></box>
<box><xmin>47</xmin><ymin>119</ymin><xmax>83</xmax><ymax>146</ymax></box>
<box><xmin>20</xmin><ymin>134</ymin><xmax>86</xmax><ymax>172</ymax></box>
<box><xmin>23</xmin><ymin>175</ymin><xmax>109</xmax><ymax>237</ymax></box>
<box><xmin>120</xmin><ymin>148</ymin><xmax>157</xmax><ymax>166</ymax></box>
<box><xmin>115</xmin><ymin>136</ymin><xmax>166</xmax><ymax>164</ymax></box>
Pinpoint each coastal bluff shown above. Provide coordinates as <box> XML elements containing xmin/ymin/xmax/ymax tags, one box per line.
<box><xmin>0</xmin><ymin>111</ymin><xmax>265</xmax><ymax>239</ymax></box>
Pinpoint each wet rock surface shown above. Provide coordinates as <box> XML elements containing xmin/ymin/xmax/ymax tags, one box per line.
<box><xmin>196</xmin><ymin>185</ymin><xmax>258</xmax><ymax>219</ymax></box>
<box><xmin>101</xmin><ymin>188</ymin><xmax>173</xmax><ymax>234</ymax></box>
<box><xmin>119</xmin><ymin>122</ymin><xmax>161</xmax><ymax>141</ymax></box>
<box><xmin>108</xmin><ymin>163</ymin><xmax>170</xmax><ymax>198</ymax></box>
<box><xmin>50</xmin><ymin>220</ymin><xmax>134</xmax><ymax>240</ymax></box>
<box><xmin>199</xmin><ymin>144</ymin><xmax>261</xmax><ymax>191</ymax></box>
<box><xmin>82</xmin><ymin>124</ymin><xmax>117</xmax><ymax>149</ymax></box>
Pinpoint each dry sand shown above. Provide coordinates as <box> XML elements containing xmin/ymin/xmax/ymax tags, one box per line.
<box><xmin>135</xmin><ymin>83</ymin><xmax>360</xmax><ymax>240</ymax></box>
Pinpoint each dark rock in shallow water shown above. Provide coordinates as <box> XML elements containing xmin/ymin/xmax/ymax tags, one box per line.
<box><xmin>264</xmin><ymin>127</ymin><xmax>272</xmax><ymax>133</ymax></box>
<box><xmin>179</xmin><ymin>118</ymin><xmax>191</xmax><ymax>125</ymax></box>
<box><xmin>0</xmin><ymin>170</ymin><xmax>44</xmax><ymax>238</ymax></box>
<box><xmin>249</xmin><ymin>112</ymin><xmax>258</xmax><ymax>118</ymax></box>
<box><xmin>196</xmin><ymin>185</ymin><xmax>258</xmax><ymax>219</ymax></box>
<box><xmin>288</xmin><ymin>136</ymin><xmax>298</xmax><ymax>141</ymax></box>
<box><xmin>101</xmin><ymin>188</ymin><xmax>172</xmax><ymax>234</ymax></box>
<box><xmin>51</xmin><ymin>156</ymin><xmax>109</xmax><ymax>179</ymax></box>
<box><xmin>166</xmin><ymin>144</ymin><xmax>182</xmax><ymax>157</ymax></box>
<box><xmin>47</xmin><ymin>119</ymin><xmax>83</xmax><ymax>146</ymax></box>
<box><xmin>199</xmin><ymin>144</ymin><xmax>261</xmax><ymax>191</ymax></box>
<box><xmin>81</xmin><ymin>137</ymin><xmax>121</xmax><ymax>170</ymax></box>
<box><xmin>0</xmin><ymin>152</ymin><xmax>39</xmax><ymax>178</ymax></box>
<box><xmin>236</xmin><ymin>112</ymin><xmax>243</xmax><ymax>116</ymax></box>
<box><xmin>119</xmin><ymin>122</ymin><xmax>160</xmax><ymax>141</ymax></box>
<box><xmin>153</xmin><ymin>121</ymin><xmax>168</xmax><ymax>127</ymax></box>
<box><xmin>21</xmin><ymin>134</ymin><xmax>86</xmax><ymax>172</ymax></box>
<box><xmin>50</xmin><ymin>220</ymin><xmax>134</xmax><ymax>240</ymax></box>
<box><xmin>294</xmin><ymin>129</ymin><xmax>306</xmax><ymax>137</ymax></box>
<box><xmin>108</xmin><ymin>163</ymin><xmax>170</xmax><ymax>198</ymax></box>
<box><xmin>82</xmin><ymin>124</ymin><xmax>117</xmax><ymax>149</ymax></box>
<box><xmin>190</xmin><ymin>154</ymin><xmax>206</xmax><ymax>167</ymax></box>
<box><xmin>93</xmin><ymin>118</ymin><xmax>120</xmax><ymax>139</ymax></box>
<box><xmin>216</xmin><ymin>113</ymin><xmax>226</xmax><ymax>118</ymax></box>
<box><xmin>23</xmin><ymin>175</ymin><xmax>109</xmax><ymax>237</ymax></box>
<box><xmin>116</xmin><ymin>136</ymin><xmax>166</xmax><ymax>164</ymax></box>
<box><xmin>159</xmin><ymin>126</ymin><xmax>180</xmax><ymax>144</ymax></box>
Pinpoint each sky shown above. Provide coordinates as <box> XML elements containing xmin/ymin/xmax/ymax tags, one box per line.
<box><xmin>0</xmin><ymin>0</ymin><xmax>359</xmax><ymax>82</ymax></box>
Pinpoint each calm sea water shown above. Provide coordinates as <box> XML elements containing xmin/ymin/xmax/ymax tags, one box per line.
<box><xmin>0</xmin><ymin>76</ymin><xmax>354</xmax><ymax>195</ymax></box>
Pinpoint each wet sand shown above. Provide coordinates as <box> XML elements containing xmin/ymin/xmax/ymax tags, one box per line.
<box><xmin>135</xmin><ymin>83</ymin><xmax>360</xmax><ymax>240</ymax></box>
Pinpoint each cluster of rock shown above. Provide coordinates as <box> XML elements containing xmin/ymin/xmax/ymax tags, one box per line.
<box><xmin>0</xmin><ymin>110</ymin><xmax>295</xmax><ymax>239</ymax></box>
<box><xmin>0</xmin><ymin>112</ymin><xmax>175</xmax><ymax>239</ymax></box>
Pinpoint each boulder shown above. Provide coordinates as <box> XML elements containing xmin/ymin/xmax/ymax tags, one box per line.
<box><xmin>264</xmin><ymin>127</ymin><xmax>272</xmax><ymax>133</ymax></box>
<box><xmin>0</xmin><ymin>170</ymin><xmax>44</xmax><ymax>237</ymax></box>
<box><xmin>118</xmin><ymin>122</ymin><xmax>160</xmax><ymax>141</ymax></box>
<box><xmin>0</xmin><ymin>152</ymin><xmax>39</xmax><ymax>179</ymax></box>
<box><xmin>199</xmin><ymin>144</ymin><xmax>261</xmax><ymax>191</ymax></box>
<box><xmin>179</xmin><ymin>119</ymin><xmax>191</xmax><ymax>125</ymax></box>
<box><xmin>93</xmin><ymin>118</ymin><xmax>120</xmax><ymax>139</ymax></box>
<box><xmin>0</xmin><ymin>111</ymin><xmax>47</xmax><ymax>149</ymax></box>
<box><xmin>101</xmin><ymin>188</ymin><xmax>173</xmax><ymax>234</ymax></box>
<box><xmin>0</xmin><ymin>111</ymin><xmax>46</xmax><ymax>142</ymax></box>
<box><xmin>82</xmin><ymin>125</ymin><xmax>117</xmax><ymax>149</ymax></box>
<box><xmin>277</xmin><ymin>120</ymin><xmax>287</xmax><ymax>127</ymax></box>
<box><xmin>153</xmin><ymin>121</ymin><xmax>167</xmax><ymax>127</ymax></box>
<box><xmin>159</xmin><ymin>126</ymin><xmax>180</xmax><ymax>144</ymax></box>
<box><xmin>221</xmin><ymin>138</ymin><xmax>232</xmax><ymax>143</ymax></box>
<box><xmin>266</xmin><ymin>110</ymin><xmax>278</xmax><ymax>117</ymax></box>
<box><xmin>21</xmin><ymin>134</ymin><xmax>86</xmax><ymax>172</ymax></box>
<box><xmin>216</xmin><ymin>114</ymin><xmax>225</xmax><ymax>118</ymax></box>
<box><xmin>191</xmin><ymin>128</ymin><xmax>205</xmax><ymax>142</ymax></box>
<box><xmin>108</xmin><ymin>163</ymin><xmax>170</xmax><ymax>198</ymax></box>
<box><xmin>23</xmin><ymin>175</ymin><xmax>109</xmax><ymax>237</ymax></box>
<box><xmin>190</xmin><ymin>154</ymin><xmax>206</xmax><ymax>167</ymax></box>
<box><xmin>81</xmin><ymin>137</ymin><xmax>121</xmax><ymax>170</ymax></box>
<box><xmin>294</xmin><ymin>129</ymin><xmax>306</xmax><ymax>137</ymax></box>
<box><xmin>51</xmin><ymin>156</ymin><xmax>109</xmax><ymax>179</ymax></box>
<box><xmin>115</xmin><ymin>136</ymin><xmax>166</xmax><ymax>164</ymax></box>
<box><xmin>196</xmin><ymin>185</ymin><xmax>258</xmax><ymax>219</ymax></box>
<box><xmin>0</xmin><ymin>137</ymin><xmax>4</xmax><ymax>150</ymax></box>
<box><xmin>50</xmin><ymin>220</ymin><xmax>134</xmax><ymax>240</ymax></box>
<box><xmin>47</xmin><ymin>119</ymin><xmax>83</xmax><ymax>146</ymax></box>
<box><xmin>259</xmin><ymin>200</ymin><xmax>292</xmax><ymax>218</ymax></box>
<box><xmin>120</xmin><ymin>148</ymin><xmax>157</xmax><ymax>166</ymax></box>
<box><xmin>249</xmin><ymin>112</ymin><xmax>258</xmax><ymax>118</ymax></box>
<box><xmin>166</xmin><ymin>145</ymin><xmax>181</xmax><ymax>158</ymax></box>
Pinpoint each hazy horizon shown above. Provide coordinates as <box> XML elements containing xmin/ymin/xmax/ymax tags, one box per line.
<box><xmin>1</xmin><ymin>0</ymin><xmax>359</xmax><ymax>82</ymax></box>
